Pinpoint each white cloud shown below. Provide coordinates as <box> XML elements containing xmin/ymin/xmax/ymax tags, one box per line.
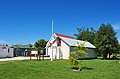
<box><xmin>113</xmin><ymin>24</ymin><xmax>120</xmax><ymax>30</ymax></box>
<box><xmin>0</xmin><ymin>39</ymin><xmax>9</xmax><ymax>45</ymax></box>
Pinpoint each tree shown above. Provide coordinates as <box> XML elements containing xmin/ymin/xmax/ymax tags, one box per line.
<box><xmin>118</xmin><ymin>44</ymin><xmax>120</xmax><ymax>53</ymax></box>
<box><xmin>74</xmin><ymin>27</ymin><xmax>96</xmax><ymax>44</ymax></box>
<box><xmin>34</xmin><ymin>39</ymin><xmax>47</xmax><ymax>52</ymax></box>
<box><xmin>94</xmin><ymin>23</ymin><xmax>119</xmax><ymax>59</ymax></box>
<box><xmin>28</xmin><ymin>44</ymin><xmax>33</xmax><ymax>48</ymax></box>
<box><xmin>69</xmin><ymin>42</ymin><xmax>88</xmax><ymax>70</ymax></box>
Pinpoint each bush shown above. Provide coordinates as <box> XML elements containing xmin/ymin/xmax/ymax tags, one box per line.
<box><xmin>69</xmin><ymin>42</ymin><xmax>88</xmax><ymax>69</ymax></box>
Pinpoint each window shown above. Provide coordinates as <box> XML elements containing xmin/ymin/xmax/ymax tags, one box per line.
<box><xmin>2</xmin><ymin>47</ymin><xmax>6</xmax><ymax>49</ymax></box>
<box><xmin>8</xmin><ymin>48</ymin><xmax>10</xmax><ymax>53</ymax></box>
<box><xmin>57</xmin><ymin>39</ymin><xmax>61</xmax><ymax>46</ymax></box>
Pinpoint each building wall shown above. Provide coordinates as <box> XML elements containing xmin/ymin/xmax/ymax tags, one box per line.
<box><xmin>70</xmin><ymin>47</ymin><xmax>97</xmax><ymax>59</ymax></box>
<box><xmin>14</xmin><ymin>48</ymin><xmax>32</xmax><ymax>56</ymax></box>
<box><xmin>7</xmin><ymin>48</ymin><xmax>14</xmax><ymax>57</ymax></box>
<box><xmin>87</xmin><ymin>49</ymin><xmax>97</xmax><ymax>58</ymax></box>
<box><xmin>47</xmin><ymin>40</ymin><xmax>70</xmax><ymax>59</ymax></box>
<box><xmin>0</xmin><ymin>46</ymin><xmax>14</xmax><ymax>58</ymax></box>
<box><xmin>47</xmin><ymin>41</ymin><xmax>57</xmax><ymax>59</ymax></box>
<box><xmin>61</xmin><ymin>40</ymin><xmax>70</xmax><ymax>59</ymax></box>
<box><xmin>46</xmin><ymin>38</ymin><xmax>96</xmax><ymax>59</ymax></box>
<box><xmin>0</xmin><ymin>46</ymin><xmax>7</xmax><ymax>58</ymax></box>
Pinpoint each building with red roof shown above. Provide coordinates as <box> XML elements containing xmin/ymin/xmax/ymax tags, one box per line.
<box><xmin>46</xmin><ymin>33</ymin><xmax>97</xmax><ymax>60</ymax></box>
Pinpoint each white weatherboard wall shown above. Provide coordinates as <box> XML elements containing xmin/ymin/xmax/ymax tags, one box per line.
<box><xmin>48</xmin><ymin>41</ymin><xmax>57</xmax><ymax>59</ymax></box>
<box><xmin>0</xmin><ymin>46</ymin><xmax>7</xmax><ymax>58</ymax></box>
<box><xmin>7</xmin><ymin>48</ymin><xmax>14</xmax><ymax>57</ymax></box>
<box><xmin>0</xmin><ymin>46</ymin><xmax>14</xmax><ymax>58</ymax></box>
<box><xmin>61</xmin><ymin>40</ymin><xmax>70</xmax><ymax>59</ymax></box>
<box><xmin>47</xmin><ymin>40</ymin><xmax>70</xmax><ymax>59</ymax></box>
<box><xmin>0</xmin><ymin>48</ymin><xmax>6</xmax><ymax>58</ymax></box>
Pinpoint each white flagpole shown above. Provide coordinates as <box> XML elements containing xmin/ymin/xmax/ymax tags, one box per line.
<box><xmin>52</xmin><ymin>20</ymin><xmax>54</xmax><ymax>35</ymax></box>
<box><xmin>51</xmin><ymin>20</ymin><xmax>54</xmax><ymax>61</ymax></box>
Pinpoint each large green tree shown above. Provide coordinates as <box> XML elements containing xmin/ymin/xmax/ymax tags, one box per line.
<box><xmin>118</xmin><ymin>44</ymin><xmax>120</xmax><ymax>54</ymax></box>
<box><xmin>74</xmin><ymin>27</ymin><xmax>96</xmax><ymax>44</ymax></box>
<box><xmin>34</xmin><ymin>39</ymin><xmax>47</xmax><ymax>52</ymax></box>
<box><xmin>94</xmin><ymin>23</ymin><xmax>119</xmax><ymax>59</ymax></box>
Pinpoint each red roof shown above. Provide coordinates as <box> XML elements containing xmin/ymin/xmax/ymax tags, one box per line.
<box><xmin>55</xmin><ymin>33</ymin><xmax>75</xmax><ymax>39</ymax></box>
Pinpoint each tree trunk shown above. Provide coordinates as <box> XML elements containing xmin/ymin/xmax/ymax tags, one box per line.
<box><xmin>103</xmin><ymin>52</ymin><xmax>108</xmax><ymax>59</ymax></box>
<box><xmin>109</xmin><ymin>53</ymin><xmax>110</xmax><ymax>59</ymax></box>
<box><xmin>108</xmin><ymin>52</ymin><xmax>112</xmax><ymax>59</ymax></box>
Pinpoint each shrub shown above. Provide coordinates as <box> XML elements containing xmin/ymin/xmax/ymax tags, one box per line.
<box><xmin>69</xmin><ymin>42</ymin><xmax>88</xmax><ymax>69</ymax></box>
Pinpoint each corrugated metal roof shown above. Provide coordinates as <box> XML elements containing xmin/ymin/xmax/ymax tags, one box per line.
<box><xmin>13</xmin><ymin>45</ymin><xmax>34</xmax><ymax>48</ymax></box>
<box><xmin>60</xmin><ymin>37</ymin><xmax>96</xmax><ymax>48</ymax></box>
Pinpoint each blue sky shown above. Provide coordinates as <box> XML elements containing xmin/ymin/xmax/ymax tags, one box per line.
<box><xmin>0</xmin><ymin>0</ymin><xmax>120</xmax><ymax>45</ymax></box>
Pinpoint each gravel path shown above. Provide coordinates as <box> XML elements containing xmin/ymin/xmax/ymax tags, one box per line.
<box><xmin>0</xmin><ymin>57</ymin><xmax>50</xmax><ymax>61</ymax></box>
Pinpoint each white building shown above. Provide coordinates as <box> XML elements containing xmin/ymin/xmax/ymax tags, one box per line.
<box><xmin>0</xmin><ymin>45</ymin><xmax>14</xmax><ymax>58</ymax></box>
<box><xmin>46</xmin><ymin>33</ymin><xmax>97</xmax><ymax>59</ymax></box>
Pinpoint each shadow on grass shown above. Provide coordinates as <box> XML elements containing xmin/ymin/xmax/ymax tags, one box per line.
<box><xmin>97</xmin><ymin>57</ymin><xmax>120</xmax><ymax>60</ymax></box>
<box><xmin>81</xmin><ymin>66</ymin><xmax>94</xmax><ymax>71</ymax></box>
<box><xmin>22</xmin><ymin>59</ymin><xmax>51</xmax><ymax>62</ymax></box>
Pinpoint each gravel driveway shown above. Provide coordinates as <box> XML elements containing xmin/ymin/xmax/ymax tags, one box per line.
<box><xmin>0</xmin><ymin>57</ymin><xmax>50</xmax><ymax>61</ymax></box>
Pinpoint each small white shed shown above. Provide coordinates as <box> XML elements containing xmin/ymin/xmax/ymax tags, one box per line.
<box><xmin>46</xmin><ymin>33</ymin><xmax>97</xmax><ymax>59</ymax></box>
<box><xmin>0</xmin><ymin>45</ymin><xmax>14</xmax><ymax>58</ymax></box>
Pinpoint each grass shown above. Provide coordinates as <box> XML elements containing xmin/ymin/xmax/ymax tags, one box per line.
<box><xmin>0</xmin><ymin>59</ymin><xmax>120</xmax><ymax>79</ymax></box>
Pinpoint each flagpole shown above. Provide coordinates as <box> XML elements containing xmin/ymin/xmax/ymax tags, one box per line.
<box><xmin>52</xmin><ymin>20</ymin><xmax>54</xmax><ymax>35</ymax></box>
<box><xmin>51</xmin><ymin>20</ymin><xmax>54</xmax><ymax>61</ymax></box>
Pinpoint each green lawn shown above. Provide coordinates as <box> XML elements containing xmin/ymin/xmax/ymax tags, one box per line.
<box><xmin>0</xmin><ymin>59</ymin><xmax>120</xmax><ymax>79</ymax></box>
